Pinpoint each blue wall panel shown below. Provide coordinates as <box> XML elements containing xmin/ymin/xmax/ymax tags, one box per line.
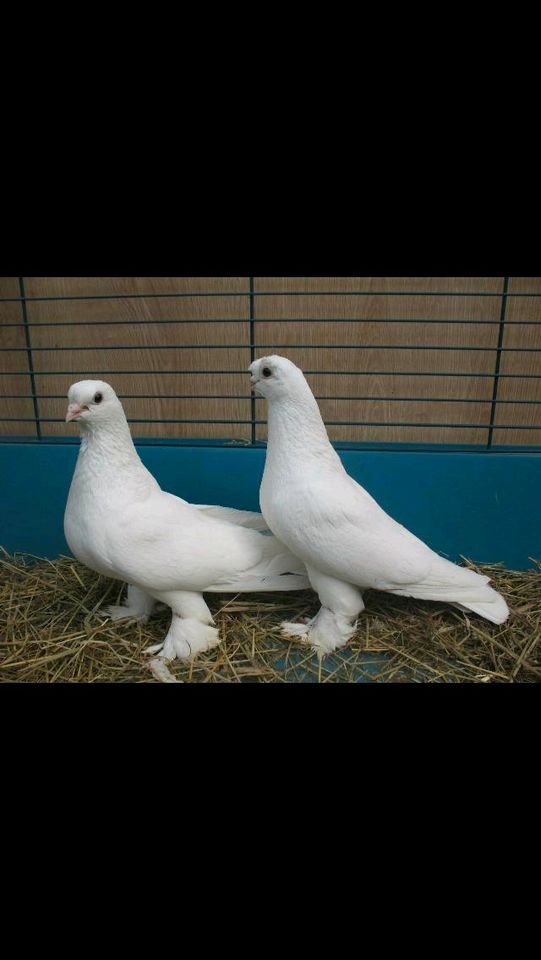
<box><xmin>0</xmin><ymin>442</ymin><xmax>540</xmax><ymax>569</ymax></box>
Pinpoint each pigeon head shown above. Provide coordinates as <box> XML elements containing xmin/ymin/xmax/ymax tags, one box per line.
<box><xmin>249</xmin><ymin>355</ymin><xmax>307</xmax><ymax>400</ymax></box>
<box><xmin>65</xmin><ymin>380</ymin><xmax>124</xmax><ymax>426</ymax></box>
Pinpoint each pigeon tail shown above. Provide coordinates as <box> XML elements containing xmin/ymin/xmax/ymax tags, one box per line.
<box><xmin>389</xmin><ymin>560</ymin><xmax>510</xmax><ymax>625</ymax></box>
<box><xmin>447</xmin><ymin>585</ymin><xmax>510</xmax><ymax>625</ymax></box>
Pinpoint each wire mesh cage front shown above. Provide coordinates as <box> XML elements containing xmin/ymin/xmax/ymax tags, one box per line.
<box><xmin>1</xmin><ymin>276</ymin><xmax>540</xmax><ymax>449</ymax></box>
<box><xmin>1</xmin><ymin>277</ymin><xmax>540</xmax><ymax>683</ymax></box>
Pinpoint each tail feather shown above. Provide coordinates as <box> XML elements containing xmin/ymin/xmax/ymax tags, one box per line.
<box><xmin>389</xmin><ymin>556</ymin><xmax>510</xmax><ymax>625</ymax></box>
<box><xmin>448</xmin><ymin>587</ymin><xmax>510</xmax><ymax>625</ymax></box>
<box><xmin>205</xmin><ymin>573</ymin><xmax>310</xmax><ymax>593</ymax></box>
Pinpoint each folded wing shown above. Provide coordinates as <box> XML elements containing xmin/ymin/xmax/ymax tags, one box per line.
<box><xmin>105</xmin><ymin>489</ymin><xmax>308</xmax><ymax>594</ymax></box>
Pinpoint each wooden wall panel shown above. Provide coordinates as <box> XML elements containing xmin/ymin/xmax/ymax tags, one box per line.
<box><xmin>253</xmin><ymin>278</ymin><xmax>504</xmax><ymax>293</ymax></box>
<box><xmin>493</xmin><ymin>278</ymin><xmax>541</xmax><ymax>445</ymax></box>
<box><xmin>24</xmin><ymin>276</ymin><xmax>249</xmax><ymax>297</ymax></box>
<box><xmin>503</xmin><ymin>278</ymin><xmax>541</xmax><ymax>293</ymax></box>
<box><xmin>25</xmin><ymin>277</ymin><xmax>251</xmax><ymax>440</ymax></box>
<box><xmin>1</xmin><ymin>277</ymin><xmax>539</xmax><ymax>447</ymax></box>
<box><xmin>0</xmin><ymin>278</ymin><xmax>37</xmax><ymax>437</ymax></box>
<box><xmin>253</xmin><ymin>277</ymin><xmax>502</xmax><ymax>443</ymax></box>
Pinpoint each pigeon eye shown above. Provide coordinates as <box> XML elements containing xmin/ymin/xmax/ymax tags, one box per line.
<box><xmin>262</xmin><ymin>367</ymin><xmax>272</xmax><ymax>378</ymax></box>
<box><xmin>94</xmin><ymin>392</ymin><xmax>103</xmax><ymax>404</ymax></box>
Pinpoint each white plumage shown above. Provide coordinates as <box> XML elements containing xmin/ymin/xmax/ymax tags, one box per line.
<box><xmin>63</xmin><ymin>380</ymin><xmax>309</xmax><ymax>677</ymax></box>
<box><xmin>249</xmin><ymin>355</ymin><xmax>510</xmax><ymax>657</ymax></box>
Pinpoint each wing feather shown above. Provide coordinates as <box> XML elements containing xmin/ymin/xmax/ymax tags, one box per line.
<box><xmin>266</xmin><ymin>473</ymin><xmax>435</xmax><ymax>589</ymax></box>
<box><xmin>104</xmin><ymin>489</ymin><xmax>305</xmax><ymax>593</ymax></box>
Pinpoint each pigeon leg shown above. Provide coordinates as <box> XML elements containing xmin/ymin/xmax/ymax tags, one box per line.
<box><xmin>104</xmin><ymin>583</ymin><xmax>156</xmax><ymax>623</ymax></box>
<box><xmin>144</xmin><ymin>590</ymin><xmax>221</xmax><ymax>661</ymax></box>
<box><xmin>281</xmin><ymin>567</ymin><xmax>364</xmax><ymax>657</ymax></box>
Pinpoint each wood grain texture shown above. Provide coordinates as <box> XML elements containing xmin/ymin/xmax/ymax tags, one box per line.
<box><xmin>493</xmin><ymin>279</ymin><xmax>541</xmax><ymax>444</ymax></box>
<box><xmin>1</xmin><ymin>276</ymin><xmax>539</xmax><ymax>447</ymax></box>
<box><xmin>23</xmin><ymin>277</ymin><xmax>249</xmax><ymax>297</ymax></box>
<box><xmin>253</xmin><ymin>278</ymin><xmax>502</xmax><ymax>443</ymax></box>
<box><xmin>504</xmin><ymin>278</ymin><xmax>541</xmax><ymax>293</ymax></box>
<box><xmin>25</xmin><ymin>278</ymin><xmax>251</xmax><ymax>440</ymax></box>
<box><xmin>253</xmin><ymin>278</ymin><xmax>504</xmax><ymax>293</ymax></box>
<box><xmin>0</xmin><ymin>278</ymin><xmax>37</xmax><ymax>437</ymax></box>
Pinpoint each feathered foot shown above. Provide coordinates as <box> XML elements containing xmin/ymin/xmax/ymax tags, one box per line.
<box><xmin>103</xmin><ymin>584</ymin><xmax>155</xmax><ymax>624</ymax></box>
<box><xmin>280</xmin><ymin>615</ymin><xmax>315</xmax><ymax>637</ymax></box>
<box><xmin>144</xmin><ymin>642</ymin><xmax>166</xmax><ymax>655</ymax></box>
<box><xmin>281</xmin><ymin>622</ymin><xmax>310</xmax><ymax>637</ymax></box>
<box><xmin>104</xmin><ymin>603</ymin><xmax>150</xmax><ymax>623</ymax></box>
<box><xmin>281</xmin><ymin>608</ymin><xmax>357</xmax><ymax>658</ymax></box>
<box><xmin>147</xmin><ymin>658</ymin><xmax>183</xmax><ymax>683</ymax></box>
<box><xmin>145</xmin><ymin>616</ymin><xmax>222</xmax><ymax>662</ymax></box>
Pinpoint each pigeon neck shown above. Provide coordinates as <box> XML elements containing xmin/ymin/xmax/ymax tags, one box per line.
<box><xmin>78</xmin><ymin>415</ymin><xmax>141</xmax><ymax>468</ymax></box>
<box><xmin>266</xmin><ymin>387</ymin><xmax>342</xmax><ymax>470</ymax></box>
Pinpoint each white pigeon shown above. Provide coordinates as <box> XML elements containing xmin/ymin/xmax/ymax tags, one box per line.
<box><xmin>63</xmin><ymin>380</ymin><xmax>309</xmax><ymax>676</ymax></box>
<box><xmin>248</xmin><ymin>355</ymin><xmax>510</xmax><ymax>657</ymax></box>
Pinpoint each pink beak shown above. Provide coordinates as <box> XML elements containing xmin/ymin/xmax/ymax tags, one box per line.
<box><xmin>65</xmin><ymin>403</ymin><xmax>85</xmax><ymax>422</ymax></box>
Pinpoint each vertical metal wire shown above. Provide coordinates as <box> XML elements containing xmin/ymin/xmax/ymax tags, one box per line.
<box><xmin>19</xmin><ymin>277</ymin><xmax>41</xmax><ymax>440</ymax></box>
<box><xmin>0</xmin><ymin>279</ymin><xmax>538</xmax><ymax>447</ymax></box>
<box><xmin>487</xmin><ymin>277</ymin><xmax>510</xmax><ymax>447</ymax></box>
<box><xmin>249</xmin><ymin>277</ymin><xmax>256</xmax><ymax>444</ymax></box>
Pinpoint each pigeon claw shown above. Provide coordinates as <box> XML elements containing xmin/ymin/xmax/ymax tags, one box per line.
<box><xmin>147</xmin><ymin>657</ymin><xmax>183</xmax><ymax>683</ymax></box>
<box><xmin>103</xmin><ymin>603</ymin><xmax>150</xmax><ymax>623</ymax></box>
<box><xmin>280</xmin><ymin>620</ymin><xmax>311</xmax><ymax>638</ymax></box>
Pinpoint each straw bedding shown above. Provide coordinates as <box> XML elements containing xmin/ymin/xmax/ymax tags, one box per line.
<box><xmin>1</xmin><ymin>549</ymin><xmax>539</xmax><ymax>683</ymax></box>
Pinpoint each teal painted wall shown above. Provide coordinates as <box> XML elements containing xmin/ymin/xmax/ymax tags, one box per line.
<box><xmin>0</xmin><ymin>442</ymin><xmax>540</xmax><ymax>569</ymax></box>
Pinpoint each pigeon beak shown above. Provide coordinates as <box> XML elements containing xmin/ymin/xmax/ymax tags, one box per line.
<box><xmin>65</xmin><ymin>403</ymin><xmax>85</xmax><ymax>422</ymax></box>
<box><xmin>249</xmin><ymin>378</ymin><xmax>258</xmax><ymax>390</ymax></box>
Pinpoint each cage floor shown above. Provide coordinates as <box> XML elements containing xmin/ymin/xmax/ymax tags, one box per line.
<box><xmin>0</xmin><ymin>551</ymin><xmax>540</xmax><ymax>683</ymax></box>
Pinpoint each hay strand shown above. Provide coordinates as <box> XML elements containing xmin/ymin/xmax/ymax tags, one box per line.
<box><xmin>1</xmin><ymin>548</ymin><xmax>539</xmax><ymax>683</ymax></box>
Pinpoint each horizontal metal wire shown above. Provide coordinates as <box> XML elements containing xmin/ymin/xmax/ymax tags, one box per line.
<box><xmin>2</xmin><ymin>369</ymin><xmax>540</xmax><ymax>380</ymax></box>
<box><xmin>2</xmin><ymin>317</ymin><xmax>541</xmax><ymax>327</ymax></box>
<box><xmin>2</xmin><ymin>416</ymin><xmax>540</xmax><ymax>429</ymax></box>
<box><xmin>2</xmin><ymin>393</ymin><xmax>541</xmax><ymax>404</ymax></box>
<box><xmin>2</xmin><ymin>343</ymin><xmax>541</xmax><ymax>353</ymax></box>
<box><xmin>2</xmin><ymin>280</ymin><xmax>539</xmax><ymax>447</ymax></box>
<box><xmin>2</xmin><ymin>290</ymin><xmax>541</xmax><ymax>302</ymax></box>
